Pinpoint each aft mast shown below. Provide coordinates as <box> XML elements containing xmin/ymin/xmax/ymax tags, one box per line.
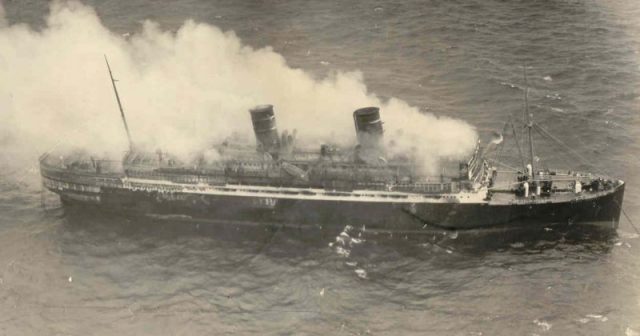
<box><xmin>524</xmin><ymin>66</ymin><xmax>535</xmax><ymax>179</ymax></box>
<box><xmin>104</xmin><ymin>55</ymin><xmax>134</xmax><ymax>151</ymax></box>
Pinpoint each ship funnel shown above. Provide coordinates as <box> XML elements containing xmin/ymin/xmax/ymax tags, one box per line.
<box><xmin>250</xmin><ymin>105</ymin><xmax>279</xmax><ymax>152</ymax></box>
<box><xmin>353</xmin><ymin>107</ymin><xmax>383</xmax><ymax>148</ymax></box>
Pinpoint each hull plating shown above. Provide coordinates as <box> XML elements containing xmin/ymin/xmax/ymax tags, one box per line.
<box><xmin>51</xmin><ymin>181</ymin><xmax>624</xmax><ymax>231</ymax></box>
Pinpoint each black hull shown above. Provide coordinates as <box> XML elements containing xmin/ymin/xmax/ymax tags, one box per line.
<box><xmin>55</xmin><ymin>183</ymin><xmax>625</xmax><ymax>232</ymax></box>
<box><xmin>413</xmin><ymin>184</ymin><xmax>625</xmax><ymax>230</ymax></box>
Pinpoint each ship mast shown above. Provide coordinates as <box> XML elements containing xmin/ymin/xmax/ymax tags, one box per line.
<box><xmin>524</xmin><ymin>66</ymin><xmax>535</xmax><ymax>179</ymax></box>
<box><xmin>509</xmin><ymin>115</ymin><xmax>527</xmax><ymax>172</ymax></box>
<box><xmin>104</xmin><ymin>55</ymin><xmax>134</xmax><ymax>151</ymax></box>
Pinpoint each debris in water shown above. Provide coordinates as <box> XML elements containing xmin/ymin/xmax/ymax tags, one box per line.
<box><xmin>68</xmin><ymin>276</ymin><xmax>73</xmax><ymax>283</ymax></box>
<box><xmin>355</xmin><ymin>269</ymin><xmax>367</xmax><ymax>279</ymax></box>
<box><xmin>346</xmin><ymin>261</ymin><xmax>357</xmax><ymax>267</ymax></box>
<box><xmin>500</xmin><ymin>81</ymin><xmax>518</xmax><ymax>89</ymax></box>
<box><xmin>510</xmin><ymin>242</ymin><xmax>525</xmax><ymax>248</ymax></box>
<box><xmin>320</xmin><ymin>61</ymin><xmax>330</xmax><ymax>66</ymax></box>
<box><xmin>336</xmin><ymin>235</ymin><xmax>347</xmax><ymax>245</ymax></box>
<box><xmin>320</xmin><ymin>288</ymin><xmax>325</xmax><ymax>297</ymax></box>
<box><xmin>545</xmin><ymin>93</ymin><xmax>562</xmax><ymax>100</ymax></box>
<box><xmin>543</xmin><ymin>75</ymin><xmax>552</xmax><ymax>81</ymax></box>
<box><xmin>336</xmin><ymin>247</ymin><xmax>350</xmax><ymax>257</ymax></box>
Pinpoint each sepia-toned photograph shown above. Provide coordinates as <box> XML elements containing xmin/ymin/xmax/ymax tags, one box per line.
<box><xmin>0</xmin><ymin>0</ymin><xmax>638</xmax><ymax>334</ymax></box>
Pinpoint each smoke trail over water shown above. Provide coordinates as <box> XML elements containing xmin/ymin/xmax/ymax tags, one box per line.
<box><xmin>0</xmin><ymin>1</ymin><xmax>477</xmax><ymax>173</ymax></box>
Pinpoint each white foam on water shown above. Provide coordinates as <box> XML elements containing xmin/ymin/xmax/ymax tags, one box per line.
<box><xmin>585</xmin><ymin>314</ymin><xmax>608</xmax><ymax>322</ymax></box>
<box><xmin>533</xmin><ymin>319</ymin><xmax>552</xmax><ymax>332</ymax></box>
<box><xmin>619</xmin><ymin>232</ymin><xmax>639</xmax><ymax>239</ymax></box>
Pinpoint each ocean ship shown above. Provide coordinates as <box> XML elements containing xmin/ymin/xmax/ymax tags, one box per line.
<box><xmin>39</xmin><ymin>60</ymin><xmax>625</xmax><ymax>231</ymax></box>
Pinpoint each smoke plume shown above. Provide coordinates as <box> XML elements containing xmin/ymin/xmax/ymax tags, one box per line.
<box><xmin>0</xmin><ymin>1</ymin><xmax>477</xmax><ymax>174</ymax></box>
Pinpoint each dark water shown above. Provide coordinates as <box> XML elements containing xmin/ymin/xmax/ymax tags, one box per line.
<box><xmin>2</xmin><ymin>0</ymin><xmax>640</xmax><ymax>334</ymax></box>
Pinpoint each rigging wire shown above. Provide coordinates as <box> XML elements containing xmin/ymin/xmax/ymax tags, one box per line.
<box><xmin>510</xmin><ymin>119</ymin><xmax>527</xmax><ymax>171</ymax></box>
<box><xmin>530</xmin><ymin>123</ymin><xmax>637</xmax><ymax>233</ymax></box>
<box><xmin>532</xmin><ymin>123</ymin><xmax>606</xmax><ymax>175</ymax></box>
<box><xmin>614</xmin><ymin>199</ymin><xmax>640</xmax><ymax>236</ymax></box>
<box><xmin>543</xmin><ymin>106</ymin><xmax>622</xmax><ymax>128</ymax></box>
<box><xmin>492</xmin><ymin>120</ymin><xmax>511</xmax><ymax>164</ymax></box>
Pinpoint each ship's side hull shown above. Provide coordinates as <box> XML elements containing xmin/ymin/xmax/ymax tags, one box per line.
<box><xmin>94</xmin><ymin>187</ymin><xmax>425</xmax><ymax>231</ymax></box>
<box><xmin>44</xmin><ymin>170</ymin><xmax>625</xmax><ymax>232</ymax></box>
<box><xmin>412</xmin><ymin>184</ymin><xmax>625</xmax><ymax>230</ymax></box>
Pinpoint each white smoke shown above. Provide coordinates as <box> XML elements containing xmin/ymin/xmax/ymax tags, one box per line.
<box><xmin>0</xmin><ymin>1</ymin><xmax>477</xmax><ymax>174</ymax></box>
